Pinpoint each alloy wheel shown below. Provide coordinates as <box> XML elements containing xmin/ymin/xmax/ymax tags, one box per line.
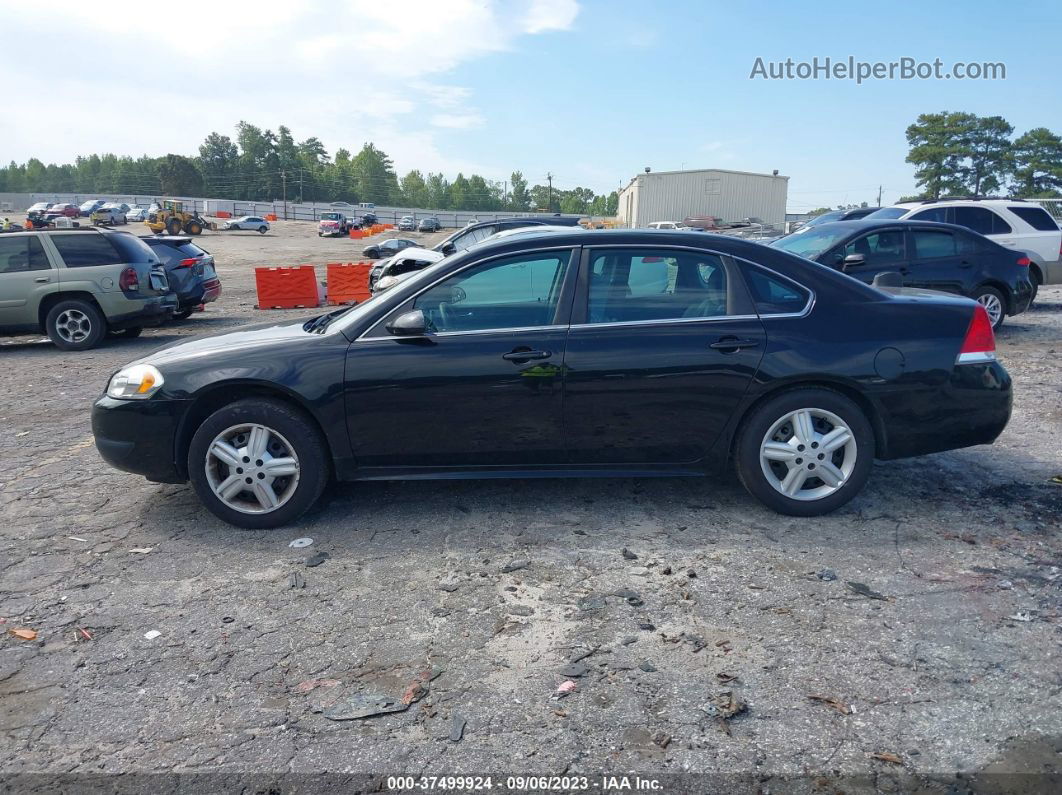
<box><xmin>759</xmin><ymin>408</ymin><xmax>858</xmax><ymax>501</ymax></box>
<box><xmin>204</xmin><ymin>423</ymin><xmax>300</xmax><ymax>514</ymax></box>
<box><xmin>976</xmin><ymin>293</ymin><xmax>1003</xmax><ymax>327</ymax></box>
<box><xmin>55</xmin><ymin>309</ymin><xmax>93</xmax><ymax>344</ymax></box>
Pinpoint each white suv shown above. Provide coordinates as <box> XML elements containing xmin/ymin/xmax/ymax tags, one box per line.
<box><xmin>866</xmin><ymin>199</ymin><xmax>1061</xmax><ymax>297</ymax></box>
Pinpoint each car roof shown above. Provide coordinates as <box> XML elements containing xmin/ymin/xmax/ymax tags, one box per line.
<box><xmin>891</xmin><ymin>198</ymin><xmax>1044</xmax><ymax>208</ymax></box>
<box><xmin>801</xmin><ymin>219</ymin><xmax>994</xmax><ymax>235</ymax></box>
<box><xmin>141</xmin><ymin>235</ymin><xmax>193</xmax><ymax>244</ymax></box>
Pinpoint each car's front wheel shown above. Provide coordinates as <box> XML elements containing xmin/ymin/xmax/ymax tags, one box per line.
<box><xmin>258</xmin><ymin>226</ymin><xmax>268</xmax><ymax>234</ymax></box>
<box><xmin>188</xmin><ymin>398</ymin><xmax>329</xmax><ymax>529</ymax></box>
<box><xmin>45</xmin><ymin>299</ymin><xmax>107</xmax><ymax>351</ymax></box>
<box><xmin>734</xmin><ymin>388</ymin><xmax>874</xmax><ymax>516</ymax></box>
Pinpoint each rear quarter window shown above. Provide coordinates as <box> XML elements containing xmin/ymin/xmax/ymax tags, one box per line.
<box><xmin>106</xmin><ymin>233</ymin><xmax>159</xmax><ymax>264</ymax></box>
<box><xmin>1008</xmin><ymin>206</ymin><xmax>1060</xmax><ymax>231</ymax></box>
<box><xmin>49</xmin><ymin>233</ymin><xmax>124</xmax><ymax>267</ymax></box>
<box><xmin>743</xmin><ymin>266</ymin><xmax>811</xmax><ymax>315</ymax></box>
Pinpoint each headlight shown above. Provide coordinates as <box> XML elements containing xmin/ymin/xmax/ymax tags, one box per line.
<box><xmin>107</xmin><ymin>364</ymin><xmax>164</xmax><ymax>399</ymax></box>
<box><xmin>374</xmin><ymin>275</ymin><xmax>399</xmax><ymax>292</ymax></box>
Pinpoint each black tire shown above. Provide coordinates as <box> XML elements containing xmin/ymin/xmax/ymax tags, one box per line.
<box><xmin>972</xmin><ymin>286</ymin><xmax>1006</xmax><ymax>329</ymax></box>
<box><xmin>187</xmin><ymin>398</ymin><xmax>329</xmax><ymax>529</ymax></box>
<box><xmin>186</xmin><ymin>221</ymin><xmax>203</xmax><ymax>235</ymax></box>
<box><xmin>44</xmin><ymin>298</ymin><xmax>108</xmax><ymax>351</ymax></box>
<box><xmin>734</xmin><ymin>388</ymin><xmax>874</xmax><ymax>517</ymax></box>
<box><xmin>258</xmin><ymin>226</ymin><xmax>267</xmax><ymax>234</ymax></box>
<box><xmin>1029</xmin><ymin>272</ymin><xmax>1040</xmax><ymax>304</ymax></box>
<box><xmin>173</xmin><ymin>308</ymin><xmax>195</xmax><ymax>320</ymax></box>
<box><xmin>166</xmin><ymin>218</ymin><xmax>182</xmax><ymax>236</ymax></box>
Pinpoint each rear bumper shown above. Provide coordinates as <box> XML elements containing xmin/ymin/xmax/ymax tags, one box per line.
<box><xmin>879</xmin><ymin>360</ymin><xmax>1012</xmax><ymax>459</ymax></box>
<box><xmin>106</xmin><ymin>294</ymin><xmax>178</xmax><ymax>330</ymax></box>
<box><xmin>92</xmin><ymin>395</ymin><xmax>189</xmax><ymax>483</ymax></box>
<box><xmin>1009</xmin><ymin>278</ymin><xmax>1034</xmax><ymax>315</ymax></box>
<box><xmin>176</xmin><ymin>279</ymin><xmax>221</xmax><ymax>310</ymax></box>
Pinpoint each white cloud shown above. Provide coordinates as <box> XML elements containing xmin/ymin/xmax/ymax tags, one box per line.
<box><xmin>0</xmin><ymin>0</ymin><xmax>581</xmax><ymax>178</ymax></box>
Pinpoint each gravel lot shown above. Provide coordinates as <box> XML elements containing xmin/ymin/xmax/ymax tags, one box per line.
<box><xmin>1</xmin><ymin>221</ymin><xmax>1060</xmax><ymax>792</ymax></box>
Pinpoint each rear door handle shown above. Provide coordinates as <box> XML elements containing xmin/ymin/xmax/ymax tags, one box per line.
<box><xmin>34</xmin><ymin>276</ymin><xmax>50</xmax><ymax>283</ymax></box>
<box><xmin>502</xmin><ymin>349</ymin><xmax>552</xmax><ymax>362</ymax></box>
<box><xmin>710</xmin><ymin>337</ymin><xmax>759</xmax><ymax>351</ymax></box>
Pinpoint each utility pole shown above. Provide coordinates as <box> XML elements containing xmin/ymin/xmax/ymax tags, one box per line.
<box><xmin>299</xmin><ymin>169</ymin><xmax>304</xmax><ymax>204</ymax></box>
<box><xmin>876</xmin><ymin>185</ymin><xmax>882</xmax><ymax>207</ymax></box>
<box><xmin>281</xmin><ymin>171</ymin><xmax>287</xmax><ymax>220</ymax></box>
<box><xmin>546</xmin><ymin>173</ymin><xmax>553</xmax><ymax>212</ymax></box>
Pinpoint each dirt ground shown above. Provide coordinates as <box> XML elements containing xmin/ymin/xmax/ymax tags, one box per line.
<box><xmin>1</xmin><ymin>221</ymin><xmax>1060</xmax><ymax>793</ymax></box>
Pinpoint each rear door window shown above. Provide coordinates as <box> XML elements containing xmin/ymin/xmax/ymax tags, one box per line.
<box><xmin>911</xmin><ymin>230</ymin><xmax>958</xmax><ymax>259</ymax></box>
<box><xmin>910</xmin><ymin>207</ymin><xmax>949</xmax><ymax>224</ymax></box>
<box><xmin>50</xmin><ymin>233</ymin><xmax>124</xmax><ymax>267</ymax></box>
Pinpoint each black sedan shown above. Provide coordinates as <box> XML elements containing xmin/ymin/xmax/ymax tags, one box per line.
<box><xmin>141</xmin><ymin>236</ymin><xmax>222</xmax><ymax>320</ymax></box>
<box><xmin>93</xmin><ymin>229</ymin><xmax>1011</xmax><ymax>529</ymax></box>
<box><xmin>771</xmin><ymin>220</ymin><xmax>1034</xmax><ymax>328</ymax></box>
<box><xmin>362</xmin><ymin>238</ymin><xmax>416</xmax><ymax>259</ymax></box>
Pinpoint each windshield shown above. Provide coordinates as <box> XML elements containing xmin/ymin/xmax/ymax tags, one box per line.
<box><xmin>801</xmin><ymin>211</ymin><xmax>842</xmax><ymax>228</ymax></box>
<box><xmin>864</xmin><ymin>207</ymin><xmax>908</xmax><ymax>220</ymax></box>
<box><xmin>770</xmin><ymin>224</ymin><xmax>852</xmax><ymax>259</ymax></box>
<box><xmin>320</xmin><ymin>213</ymin><xmax>341</xmax><ymax>221</ymax></box>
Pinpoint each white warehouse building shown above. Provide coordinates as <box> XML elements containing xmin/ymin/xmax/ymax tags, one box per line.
<box><xmin>617</xmin><ymin>167</ymin><xmax>789</xmax><ymax>229</ymax></box>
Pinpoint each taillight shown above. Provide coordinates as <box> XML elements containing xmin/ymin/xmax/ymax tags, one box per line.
<box><xmin>956</xmin><ymin>304</ymin><xmax>996</xmax><ymax>364</ymax></box>
<box><xmin>178</xmin><ymin>257</ymin><xmax>200</xmax><ymax>268</ymax></box>
<box><xmin>119</xmin><ymin>267</ymin><xmax>139</xmax><ymax>291</ymax></box>
<box><xmin>1016</xmin><ymin>256</ymin><xmax>1030</xmax><ymax>267</ymax></box>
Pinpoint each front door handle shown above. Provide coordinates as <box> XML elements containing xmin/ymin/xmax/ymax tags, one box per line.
<box><xmin>502</xmin><ymin>349</ymin><xmax>552</xmax><ymax>362</ymax></box>
<box><xmin>710</xmin><ymin>337</ymin><xmax>759</xmax><ymax>352</ymax></box>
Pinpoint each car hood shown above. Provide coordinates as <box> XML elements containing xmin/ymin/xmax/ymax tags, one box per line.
<box><xmin>136</xmin><ymin>316</ymin><xmax>321</xmax><ymax>366</ymax></box>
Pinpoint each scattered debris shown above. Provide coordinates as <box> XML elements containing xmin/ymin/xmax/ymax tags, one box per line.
<box><xmin>716</xmin><ymin>672</ymin><xmax>738</xmax><ymax>683</ymax></box>
<box><xmin>1007</xmin><ymin>612</ymin><xmax>1034</xmax><ymax>622</ymax></box>
<box><xmin>652</xmin><ymin>731</ymin><xmax>671</xmax><ymax>749</ymax></box>
<box><xmin>288</xmin><ymin>537</ymin><xmax>314</xmax><ymax>549</ymax></box>
<box><xmin>555</xmin><ymin>680</ymin><xmax>578</xmax><ymax>698</ymax></box>
<box><xmin>221</xmin><ymin>616</ymin><xmax>235</xmax><ymax>624</ymax></box>
<box><xmin>143</xmin><ymin>630</ymin><xmax>162</xmax><ymax>641</ymax></box>
<box><xmin>683</xmin><ymin>633</ymin><xmax>708</xmax><ymax>652</ymax></box>
<box><xmin>638</xmin><ymin>622</ymin><xmax>656</xmax><ymax>631</ymax></box>
<box><xmin>997</xmin><ymin>579</ymin><xmax>1014</xmax><ymax>590</ymax></box>
<box><xmin>701</xmin><ymin>691</ymin><xmax>748</xmax><ymax>734</ymax></box>
<box><xmin>577</xmin><ymin>594</ymin><xmax>606</xmax><ymax>611</ymax></box>
<box><xmin>629</xmin><ymin>567</ymin><xmax>650</xmax><ymax>577</ymax></box>
<box><xmin>846</xmin><ymin>581</ymin><xmax>890</xmax><ymax>601</ymax></box>
<box><xmin>560</xmin><ymin>662</ymin><xmax>588</xmax><ymax>677</ymax></box>
<box><xmin>67</xmin><ymin>536</ymin><xmax>88</xmax><ymax>543</ymax></box>
<box><xmin>621</xmin><ymin>636</ymin><xmax>638</xmax><ymax>646</ymax></box>
<box><xmin>502</xmin><ymin>559</ymin><xmax>529</xmax><ymax>573</ymax></box>
<box><xmin>808</xmin><ymin>694</ymin><xmax>852</xmax><ymax>715</ymax></box>
<box><xmin>638</xmin><ymin>660</ymin><xmax>657</xmax><ymax>673</ymax></box>
<box><xmin>568</xmin><ymin>647</ymin><xmax>596</xmax><ymax>663</ymax></box>
<box><xmin>401</xmin><ymin>669</ymin><xmax>440</xmax><ymax>706</ymax></box>
<box><xmin>128</xmin><ymin>547</ymin><xmax>153</xmax><ymax>554</ymax></box>
<box><xmin>869</xmin><ymin>752</ymin><xmax>903</xmax><ymax>765</ymax></box>
<box><xmin>305</xmin><ymin>551</ymin><xmax>330</xmax><ymax>568</ymax></box>
<box><xmin>8</xmin><ymin>628</ymin><xmax>37</xmax><ymax>641</ymax></box>
<box><xmin>715</xmin><ymin>639</ymin><xmax>732</xmax><ymax>654</ymax></box>
<box><xmin>686</xmin><ymin>569</ymin><xmax>698</xmax><ymax>578</ymax></box>
<box><xmin>449</xmin><ymin>714</ymin><xmax>467</xmax><ymax>742</ymax></box>
<box><xmin>817</xmin><ymin>568</ymin><xmax>837</xmax><ymax>581</ymax></box>
<box><xmin>295</xmin><ymin>678</ymin><xmax>342</xmax><ymax>694</ymax></box>
<box><xmin>942</xmin><ymin>532</ymin><xmax>977</xmax><ymax>545</ymax></box>
<box><xmin>1049</xmin><ymin>475</ymin><xmax>1062</xmax><ymax>485</ymax></box>
<box><xmin>661</xmin><ymin>566</ymin><xmax>673</xmax><ymax>575</ymax></box>
<box><xmin>508</xmin><ymin>605</ymin><xmax>535</xmax><ymax>616</ymax></box>
<box><xmin>324</xmin><ymin>693</ymin><xmax>408</xmax><ymax>721</ymax></box>
<box><xmin>622</xmin><ymin>548</ymin><xmax>638</xmax><ymax>560</ymax></box>
<box><xmin>289</xmin><ymin>572</ymin><xmax>306</xmax><ymax>589</ymax></box>
<box><xmin>76</xmin><ymin>627</ymin><xmax>92</xmax><ymax>641</ymax></box>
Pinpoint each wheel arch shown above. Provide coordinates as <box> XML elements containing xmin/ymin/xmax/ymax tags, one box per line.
<box><xmin>727</xmin><ymin>378</ymin><xmax>889</xmax><ymax>463</ymax></box>
<box><xmin>38</xmin><ymin>291</ymin><xmax>104</xmax><ymax>330</ymax></box>
<box><xmin>174</xmin><ymin>381</ymin><xmax>333</xmax><ymax>480</ymax></box>
<box><xmin>971</xmin><ymin>280</ymin><xmax>1013</xmax><ymax>313</ymax></box>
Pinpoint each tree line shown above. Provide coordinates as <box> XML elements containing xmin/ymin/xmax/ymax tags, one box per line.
<box><xmin>905</xmin><ymin>112</ymin><xmax>1062</xmax><ymax>199</ymax></box>
<box><xmin>0</xmin><ymin>121</ymin><xmax>619</xmax><ymax>216</ymax></box>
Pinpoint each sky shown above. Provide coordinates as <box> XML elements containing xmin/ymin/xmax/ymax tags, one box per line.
<box><xmin>2</xmin><ymin>0</ymin><xmax>1060</xmax><ymax>212</ymax></box>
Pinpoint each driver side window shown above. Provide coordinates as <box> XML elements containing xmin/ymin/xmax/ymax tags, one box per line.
<box><xmin>413</xmin><ymin>250</ymin><xmax>572</xmax><ymax>333</ymax></box>
<box><xmin>842</xmin><ymin>231</ymin><xmax>906</xmax><ymax>265</ymax></box>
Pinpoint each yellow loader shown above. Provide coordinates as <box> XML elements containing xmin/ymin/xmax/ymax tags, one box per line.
<box><xmin>145</xmin><ymin>200</ymin><xmax>212</xmax><ymax>236</ymax></box>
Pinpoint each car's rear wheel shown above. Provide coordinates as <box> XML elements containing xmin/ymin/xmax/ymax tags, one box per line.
<box><xmin>188</xmin><ymin>398</ymin><xmax>329</xmax><ymax>529</ymax></box>
<box><xmin>973</xmin><ymin>286</ymin><xmax>1006</xmax><ymax>329</ymax></box>
<box><xmin>735</xmin><ymin>388</ymin><xmax>874</xmax><ymax>516</ymax></box>
<box><xmin>45</xmin><ymin>299</ymin><xmax>107</xmax><ymax>351</ymax></box>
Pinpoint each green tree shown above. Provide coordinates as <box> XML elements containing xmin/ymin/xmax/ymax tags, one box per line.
<box><xmin>351</xmin><ymin>143</ymin><xmax>398</xmax><ymax>204</ymax></box>
<box><xmin>158</xmin><ymin>154</ymin><xmax>204</xmax><ymax>196</ymax></box>
<box><xmin>959</xmin><ymin>114</ymin><xmax>1013</xmax><ymax>195</ymax></box>
<box><xmin>1010</xmin><ymin>127</ymin><xmax>1062</xmax><ymax>196</ymax></box>
<box><xmin>508</xmin><ymin>170</ymin><xmax>530</xmax><ymax>211</ymax></box>
<box><xmin>425</xmin><ymin>173</ymin><xmax>450</xmax><ymax>209</ymax></box>
<box><xmin>198</xmin><ymin>132</ymin><xmax>238</xmax><ymax>196</ymax></box>
<box><xmin>905</xmin><ymin>111</ymin><xmax>971</xmax><ymax>198</ymax></box>
<box><xmin>399</xmin><ymin>170</ymin><xmax>428</xmax><ymax>207</ymax></box>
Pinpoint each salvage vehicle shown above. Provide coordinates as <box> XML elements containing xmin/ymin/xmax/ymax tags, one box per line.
<box><xmin>318</xmin><ymin>211</ymin><xmax>349</xmax><ymax>237</ymax></box>
<box><xmin>398</xmin><ymin>215</ymin><xmax>416</xmax><ymax>231</ymax></box>
<box><xmin>418</xmin><ymin>216</ymin><xmax>441</xmax><ymax>232</ymax></box>
<box><xmin>790</xmin><ymin>207</ymin><xmax>877</xmax><ymax>232</ymax></box>
<box><xmin>770</xmin><ymin>220</ymin><xmax>1034</xmax><ymax>328</ymax></box>
<box><xmin>126</xmin><ymin>206</ymin><xmax>148</xmax><ymax>222</ymax></box>
<box><xmin>93</xmin><ymin>229</ymin><xmax>1011</xmax><ymax>528</ymax></box>
<box><xmin>79</xmin><ymin>199</ymin><xmax>106</xmax><ymax>217</ymax></box>
<box><xmin>0</xmin><ymin>228</ymin><xmax>176</xmax><ymax>350</ymax></box>
<box><xmin>91</xmin><ymin>203</ymin><xmax>129</xmax><ymax>225</ymax></box>
<box><xmin>45</xmin><ymin>203</ymin><xmax>80</xmax><ymax>220</ymax></box>
<box><xmin>142</xmin><ymin>236</ymin><xmax>221</xmax><ymax>319</ymax></box>
<box><xmin>222</xmin><ymin>215</ymin><xmax>269</xmax><ymax>234</ymax></box>
<box><xmin>362</xmin><ymin>238</ymin><xmax>416</xmax><ymax>259</ymax></box>
<box><xmin>865</xmin><ymin>198</ymin><xmax>1061</xmax><ymax>299</ymax></box>
<box><xmin>369</xmin><ymin>247</ymin><xmax>445</xmax><ymax>292</ymax></box>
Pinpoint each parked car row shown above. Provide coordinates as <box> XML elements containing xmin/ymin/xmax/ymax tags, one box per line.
<box><xmin>0</xmin><ymin>228</ymin><xmax>222</xmax><ymax>351</ymax></box>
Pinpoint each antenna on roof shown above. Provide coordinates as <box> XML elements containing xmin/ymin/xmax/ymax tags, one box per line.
<box><xmin>644</xmin><ymin>167</ymin><xmax>651</xmax><ymax>173</ymax></box>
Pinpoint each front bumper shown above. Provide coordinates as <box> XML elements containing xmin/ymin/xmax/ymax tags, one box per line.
<box><xmin>92</xmin><ymin>395</ymin><xmax>190</xmax><ymax>483</ymax></box>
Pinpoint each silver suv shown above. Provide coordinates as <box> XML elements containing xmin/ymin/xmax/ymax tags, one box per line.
<box><xmin>0</xmin><ymin>229</ymin><xmax>177</xmax><ymax>350</ymax></box>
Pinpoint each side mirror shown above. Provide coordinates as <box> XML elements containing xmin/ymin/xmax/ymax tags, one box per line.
<box><xmin>386</xmin><ymin>309</ymin><xmax>428</xmax><ymax>337</ymax></box>
<box><xmin>440</xmin><ymin>242</ymin><xmax>456</xmax><ymax>257</ymax></box>
<box><xmin>841</xmin><ymin>253</ymin><xmax>866</xmax><ymax>271</ymax></box>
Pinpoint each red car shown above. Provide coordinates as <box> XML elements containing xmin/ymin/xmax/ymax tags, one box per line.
<box><xmin>44</xmin><ymin>203</ymin><xmax>80</xmax><ymax>219</ymax></box>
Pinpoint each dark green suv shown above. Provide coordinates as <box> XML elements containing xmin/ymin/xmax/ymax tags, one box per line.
<box><xmin>0</xmin><ymin>229</ymin><xmax>177</xmax><ymax>350</ymax></box>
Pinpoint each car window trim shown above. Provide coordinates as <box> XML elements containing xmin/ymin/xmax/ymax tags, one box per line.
<box><xmin>355</xmin><ymin>245</ymin><xmax>581</xmax><ymax>341</ymax></box>
<box><xmin>571</xmin><ymin>243</ymin><xmax>814</xmax><ymax>326</ymax></box>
